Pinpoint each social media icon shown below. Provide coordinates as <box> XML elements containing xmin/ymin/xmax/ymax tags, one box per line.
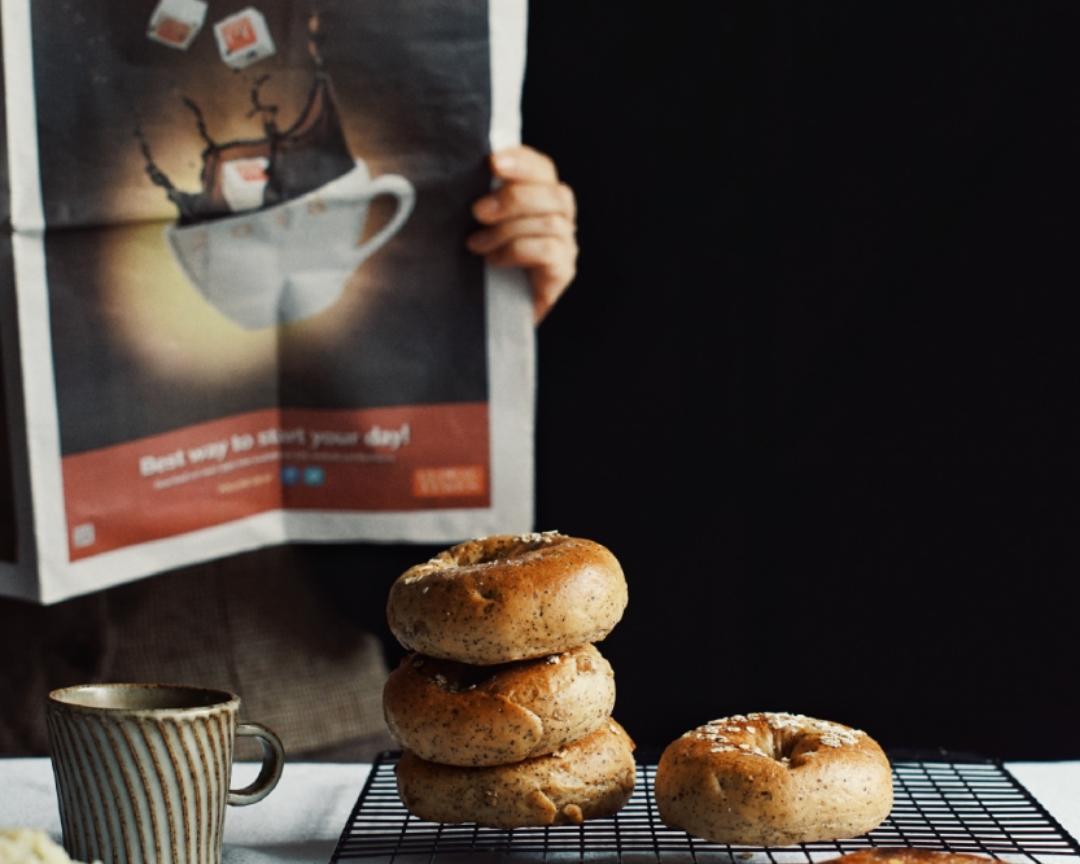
<box><xmin>281</xmin><ymin>465</ymin><xmax>300</xmax><ymax>486</ymax></box>
<box><xmin>303</xmin><ymin>466</ymin><xmax>325</xmax><ymax>486</ymax></box>
<box><xmin>72</xmin><ymin>523</ymin><xmax>96</xmax><ymax>548</ymax></box>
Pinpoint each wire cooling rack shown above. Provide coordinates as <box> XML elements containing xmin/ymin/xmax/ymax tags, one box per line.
<box><xmin>329</xmin><ymin>752</ymin><xmax>1080</xmax><ymax>863</ymax></box>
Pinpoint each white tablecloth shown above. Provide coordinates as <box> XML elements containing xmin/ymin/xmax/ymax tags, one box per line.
<box><xmin>1</xmin><ymin>760</ymin><xmax>1077</xmax><ymax>863</ymax></box>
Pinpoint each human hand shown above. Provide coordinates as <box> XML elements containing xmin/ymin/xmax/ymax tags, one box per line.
<box><xmin>467</xmin><ymin>145</ymin><xmax>578</xmax><ymax>324</ymax></box>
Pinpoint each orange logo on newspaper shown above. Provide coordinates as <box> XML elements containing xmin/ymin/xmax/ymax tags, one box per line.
<box><xmin>155</xmin><ymin>18</ymin><xmax>192</xmax><ymax>45</ymax></box>
<box><xmin>234</xmin><ymin>158</ymin><xmax>268</xmax><ymax>182</ymax></box>
<box><xmin>412</xmin><ymin>466</ymin><xmax>486</xmax><ymax>498</ymax></box>
<box><xmin>221</xmin><ymin>17</ymin><xmax>257</xmax><ymax>53</ymax></box>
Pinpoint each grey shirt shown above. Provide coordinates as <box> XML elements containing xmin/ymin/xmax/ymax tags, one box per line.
<box><xmin>0</xmin><ymin>545</ymin><xmax>390</xmax><ymax>758</ymax></box>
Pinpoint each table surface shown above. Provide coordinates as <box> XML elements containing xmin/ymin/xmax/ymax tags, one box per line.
<box><xmin>1</xmin><ymin>759</ymin><xmax>1077</xmax><ymax>864</ymax></box>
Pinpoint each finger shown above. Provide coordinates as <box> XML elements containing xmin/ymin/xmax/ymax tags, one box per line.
<box><xmin>486</xmin><ymin>235</ymin><xmax>578</xmax><ymax>323</ymax></box>
<box><xmin>487</xmin><ymin>235</ymin><xmax>577</xmax><ymax>272</ymax></box>
<box><xmin>490</xmin><ymin>145</ymin><xmax>558</xmax><ymax>183</ymax></box>
<box><xmin>466</xmin><ymin>214</ymin><xmax>575</xmax><ymax>254</ymax></box>
<box><xmin>531</xmin><ymin>269</ymin><xmax>572</xmax><ymax>324</ymax></box>
<box><xmin>472</xmin><ymin>182</ymin><xmax>576</xmax><ymax>224</ymax></box>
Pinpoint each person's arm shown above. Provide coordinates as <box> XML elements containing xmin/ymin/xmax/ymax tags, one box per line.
<box><xmin>467</xmin><ymin>145</ymin><xmax>578</xmax><ymax>323</ymax></box>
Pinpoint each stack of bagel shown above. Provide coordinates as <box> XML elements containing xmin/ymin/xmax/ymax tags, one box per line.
<box><xmin>383</xmin><ymin>532</ymin><xmax>636</xmax><ymax>828</ymax></box>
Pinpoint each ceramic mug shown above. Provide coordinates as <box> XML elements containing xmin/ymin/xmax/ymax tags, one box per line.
<box><xmin>166</xmin><ymin>157</ymin><xmax>416</xmax><ymax>330</ymax></box>
<box><xmin>46</xmin><ymin>683</ymin><xmax>284</xmax><ymax>864</ymax></box>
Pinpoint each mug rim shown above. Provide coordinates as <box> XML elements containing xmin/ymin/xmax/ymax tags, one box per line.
<box><xmin>164</xmin><ymin>158</ymin><xmax>368</xmax><ymax>237</ymax></box>
<box><xmin>48</xmin><ymin>682</ymin><xmax>240</xmax><ymax>715</ymax></box>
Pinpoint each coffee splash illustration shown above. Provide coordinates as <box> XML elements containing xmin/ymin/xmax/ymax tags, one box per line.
<box><xmin>137</xmin><ymin>13</ymin><xmax>417</xmax><ymax>331</ymax></box>
<box><xmin>138</xmin><ymin>15</ymin><xmax>354</xmax><ymax>224</ymax></box>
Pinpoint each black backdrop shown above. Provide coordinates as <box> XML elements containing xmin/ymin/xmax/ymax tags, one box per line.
<box><xmin>519</xmin><ymin>1</ymin><xmax>1080</xmax><ymax>759</ymax></box>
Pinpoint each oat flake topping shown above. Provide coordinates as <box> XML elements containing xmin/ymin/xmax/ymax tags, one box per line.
<box><xmin>686</xmin><ymin>712</ymin><xmax>864</xmax><ymax>749</ymax></box>
<box><xmin>516</xmin><ymin>530</ymin><xmax>562</xmax><ymax>544</ymax></box>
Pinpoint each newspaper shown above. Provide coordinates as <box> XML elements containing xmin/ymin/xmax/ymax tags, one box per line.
<box><xmin>0</xmin><ymin>0</ymin><xmax>534</xmax><ymax>603</ymax></box>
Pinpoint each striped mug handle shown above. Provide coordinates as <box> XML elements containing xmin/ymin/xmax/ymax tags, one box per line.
<box><xmin>229</xmin><ymin>722</ymin><xmax>285</xmax><ymax>805</ymax></box>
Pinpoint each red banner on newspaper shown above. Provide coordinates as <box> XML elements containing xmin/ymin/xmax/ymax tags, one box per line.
<box><xmin>62</xmin><ymin>403</ymin><xmax>489</xmax><ymax>560</ymax></box>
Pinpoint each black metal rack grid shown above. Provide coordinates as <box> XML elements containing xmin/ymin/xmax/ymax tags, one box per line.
<box><xmin>330</xmin><ymin>753</ymin><xmax>1080</xmax><ymax>863</ymax></box>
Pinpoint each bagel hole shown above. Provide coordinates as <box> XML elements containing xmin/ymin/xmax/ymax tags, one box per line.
<box><xmin>461</xmin><ymin>537</ymin><xmax>549</xmax><ymax>565</ymax></box>
<box><xmin>772</xmin><ymin>729</ymin><xmax>801</xmax><ymax>761</ymax></box>
<box><xmin>422</xmin><ymin>659</ymin><xmax>504</xmax><ymax>692</ymax></box>
<box><xmin>419</xmin><ymin>656</ymin><xmax>537</xmax><ymax>692</ymax></box>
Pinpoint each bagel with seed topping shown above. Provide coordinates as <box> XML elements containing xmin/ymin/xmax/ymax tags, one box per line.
<box><xmin>656</xmin><ymin>712</ymin><xmax>892</xmax><ymax>845</ymax></box>
<box><xmin>383</xmin><ymin>643</ymin><xmax>616</xmax><ymax>766</ymax></box>
<box><xmin>386</xmin><ymin>532</ymin><xmax>628</xmax><ymax>664</ymax></box>
<box><xmin>395</xmin><ymin>720</ymin><xmax>636</xmax><ymax>827</ymax></box>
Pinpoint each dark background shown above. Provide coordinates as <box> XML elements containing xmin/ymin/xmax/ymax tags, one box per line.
<box><xmin>516</xmin><ymin>1</ymin><xmax>1080</xmax><ymax>759</ymax></box>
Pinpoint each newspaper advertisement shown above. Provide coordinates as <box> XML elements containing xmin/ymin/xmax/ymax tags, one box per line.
<box><xmin>0</xmin><ymin>0</ymin><xmax>534</xmax><ymax>603</ymax></box>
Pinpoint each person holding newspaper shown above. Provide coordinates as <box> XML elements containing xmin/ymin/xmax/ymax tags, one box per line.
<box><xmin>0</xmin><ymin>144</ymin><xmax>577</xmax><ymax>759</ymax></box>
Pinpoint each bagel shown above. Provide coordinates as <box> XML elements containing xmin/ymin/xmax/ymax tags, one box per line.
<box><xmin>386</xmin><ymin>532</ymin><xmax>628</xmax><ymax>664</ymax></box>
<box><xmin>395</xmin><ymin>720</ymin><xmax>636</xmax><ymax>827</ymax></box>
<box><xmin>383</xmin><ymin>644</ymin><xmax>616</xmax><ymax>766</ymax></box>
<box><xmin>655</xmin><ymin>712</ymin><xmax>892</xmax><ymax>845</ymax></box>
<box><xmin>824</xmin><ymin>852</ymin><xmax>993</xmax><ymax>864</ymax></box>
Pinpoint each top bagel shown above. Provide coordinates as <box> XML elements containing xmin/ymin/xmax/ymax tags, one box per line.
<box><xmin>387</xmin><ymin>532</ymin><xmax>628</xmax><ymax>664</ymax></box>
